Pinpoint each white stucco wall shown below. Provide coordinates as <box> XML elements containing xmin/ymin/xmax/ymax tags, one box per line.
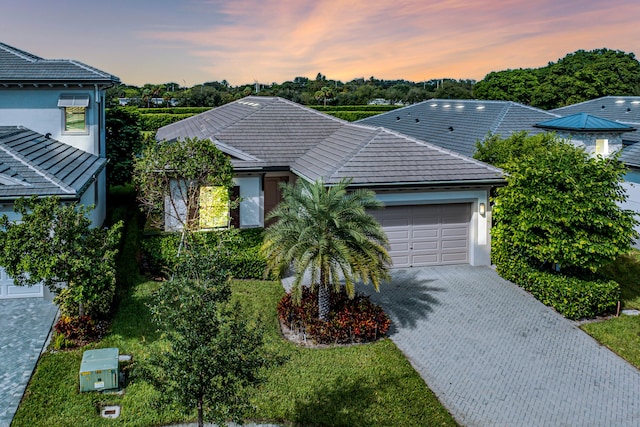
<box><xmin>0</xmin><ymin>87</ymin><xmax>102</xmax><ymax>155</ymax></box>
<box><xmin>374</xmin><ymin>189</ymin><xmax>492</xmax><ymax>266</ymax></box>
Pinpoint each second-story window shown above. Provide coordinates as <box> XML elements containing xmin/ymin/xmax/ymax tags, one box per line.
<box><xmin>58</xmin><ymin>95</ymin><xmax>89</xmax><ymax>133</ymax></box>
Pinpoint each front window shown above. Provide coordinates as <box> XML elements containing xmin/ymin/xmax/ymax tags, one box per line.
<box><xmin>595</xmin><ymin>139</ymin><xmax>608</xmax><ymax>155</ymax></box>
<box><xmin>199</xmin><ymin>186</ymin><xmax>229</xmax><ymax>229</ymax></box>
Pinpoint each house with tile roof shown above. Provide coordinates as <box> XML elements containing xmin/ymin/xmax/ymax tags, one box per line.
<box><xmin>157</xmin><ymin>96</ymin><xmax>505</xmax><ymax>268</ymax></box>
<box><xmin>358</xmin><ymin>99</ymin><xmax>561</xmax><ymax>158</ymax></box>
<box><xmin>0</xmin><ymin>43</ymin><xmax>119</xmax><ymax>298</ymax></box>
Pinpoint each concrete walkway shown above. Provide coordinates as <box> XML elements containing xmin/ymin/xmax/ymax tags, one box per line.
<box><xmin>0</xmin><ymin>298</ymin><xmax>57</xmax><ymax>427</ymax></box>
<box><xmin>356</xmin><ymin>265</ymin><xmax>640</xmax><ymax>427</ymax></box>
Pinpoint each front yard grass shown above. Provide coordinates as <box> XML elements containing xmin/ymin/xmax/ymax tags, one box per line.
<box><xmin>580</xmin><ymin>250</ymin><xmax>640</xmax><ymax>369</ymax></box>
<box><xmin>14</xmin><ymin>277</ymin><xmax>456</xmax><ymax>426</ymax></box>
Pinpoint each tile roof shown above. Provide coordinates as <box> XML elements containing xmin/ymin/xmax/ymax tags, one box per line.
<box><xmin>0</xmin><ymin>126</ymin><xmax>106</xmax><ymax>199</ymax></box>
<box><xmin>551</xmin><ymin>96</ymin><xmax>640</xmax><ymax>143</ymax></box>
<box><xmin>0</xmin><ymin>43</ymin><xmax>119</xmax><ymax>84</ymax></box>
<box><xmin>357</xmin><ymin>99</ymin><xmax>559</xmax><ymax>158</ymax></box>
<box><xmin>535</xmin><ymin>113</ymin><xmax>636</xmax><ymax>132</ymax></box>
<box><xmin>157</xmin><ymin>96</ymin><xmax>504</xmax><ymax>186</ymax></box>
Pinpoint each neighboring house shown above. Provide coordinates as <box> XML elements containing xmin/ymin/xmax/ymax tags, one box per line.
<box><xmin>534</xmin><ymin>113</ymin><xmax>635</xmax><ymax>157</ymax></box>
<box><xmin>156</xmin><ymin>96</ymin><xmax>505</xmax><ymax>268</ymax></box>
<box><xmin>358</xmin><ymin>99</ymin><xmax>561</xmax><ymax>158</ymax></box>
<box><xmin>550</xmin><ymin>96</ymin><xmax>640</xmax><ymax>167</ymax></box>
<box><xmin>0</xmin><ymin>43</ymin><xmax>119</xmax><ymax>298</ymax></box>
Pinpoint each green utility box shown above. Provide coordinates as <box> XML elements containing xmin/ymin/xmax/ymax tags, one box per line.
<box><xmin>79</xmin><ymin>348</ymin><xmax>119</xmax><ymax>392</ymax></box>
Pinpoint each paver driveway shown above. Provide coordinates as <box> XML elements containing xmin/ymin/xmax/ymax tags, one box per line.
<box><xmin>0</xmin><ymin>298</ymin><xmax>57</xmax><ymax>427</ymax></box>
<box><xmin>358</xmin><ymin>265</ymin><xmax>640</xmax><ymax>427</ymax></box>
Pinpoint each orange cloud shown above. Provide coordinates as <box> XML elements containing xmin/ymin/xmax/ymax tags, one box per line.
<box><xmin>139</xmin><ymin>0</ymin><xmax>640</xmax><ymax>85</ymax></box>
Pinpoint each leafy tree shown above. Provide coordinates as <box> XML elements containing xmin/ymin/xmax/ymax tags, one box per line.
<box><xmin>474</xmin><ymin>131</ymin><xmax>556</xmax><ymax>168</ymax></box>
<box><xmin>133</xmin><ymin>137</ymin><xmax>234</xmax><ymax>232</ymax></box>
<box><xmin>0</xmin><ymin>196</ymin><xmax>122</xmax><ymax>316</ymax></box>
<box><xmin>473</xmin><ymin>68</ymin><xmax>539</xmax><ymax>104</ymax></box>
<box><xmin>148</xmin><ymin>251</ymin><xmax>270</xmax><ymax>427</ymax></box>
<box><xmin>490</xmin><ymin>135</ymin><xmax>638</xmax><ymax>273</ymax></box>
<box><xmin>262</xmin><ymin>178</ymin><xmax>391</xmax><ymax>321</ymax></box>
<box><xmin>105</xmin><ymin>106</ymin><xmax>143</xmax><ymax>186</ymax></box>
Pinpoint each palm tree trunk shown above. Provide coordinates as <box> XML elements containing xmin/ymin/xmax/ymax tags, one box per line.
<box><xmin>198</xmin><ymin>397</ymin><xmax>203</xmax><ymax>427</ymax></box>
<box><xmin>318</xmin><ymin>284</ymin><xmax>330</xmax><ymax>321</ymax></box>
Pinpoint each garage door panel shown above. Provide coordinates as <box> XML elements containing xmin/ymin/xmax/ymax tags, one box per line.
<box><xmin>370</xmin><ymin>203</ymin><xmax>470</xmax><ymax>268</ymax></box>
<box><xmin>442</xmin><ymin>239</ymin><xmax>468</xmax><ymax>249</ymax></box>
<box><xmin>411</xmin><ymin>253</ymin><xmax>440</xmax><ymax>266</ymax></box>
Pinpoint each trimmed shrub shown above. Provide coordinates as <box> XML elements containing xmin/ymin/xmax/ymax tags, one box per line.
<box><xmin>141</xmin><ymin>228</ymin><xmax>271</xmax><ymax>280</ymax></box>
<box><xmin>139</xmin><ymin>113</ymin><xmax>195</xmax><ymax>132</ymax></box>
<box><xmin>138</xmin><ymin>107</ymin><xmax>211</xmax><ymax>115</ymax></box>
<box><xmin>277</xmin><ymin>287</ymin><xmax>391</xmax><ymax>344</ymax></box>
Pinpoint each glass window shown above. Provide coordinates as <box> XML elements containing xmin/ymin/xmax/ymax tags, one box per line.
<box><xmin>64</xmin><ymin>107</ymin><xmax>86</xmax><ymax>132</ymax></box>
<box><xmin>595</xmin><ymin>139</ymin><xmax>608</xmax><ymax>155</ymax></box>
<box><xmin>199</xmin><ymin>186</ymin><xmax>229</xmax><ymax>229</ymax></box>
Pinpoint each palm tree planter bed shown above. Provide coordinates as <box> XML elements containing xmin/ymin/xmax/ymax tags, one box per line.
<box><xmin>277</xmin><ymin>287</ymin><xmax>391</xmax><ymax>345</ymax></box>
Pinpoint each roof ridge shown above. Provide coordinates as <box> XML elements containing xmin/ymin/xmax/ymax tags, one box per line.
<box><xmin>320</xmin><ymin>124</ymin><xmax>375</xmax><ymax>179</ymax></box>
<box><xmin>66</xmin><ymin>59</ymin><xmax>113</xmax><ymax>79</ymax></box>
<box><xmin>0</xmin><ymin>129</ymin><xmax>75</xmax><ymax>194</ymax></box>
<box><xmin>0</xmin><ymin>43</ymin><xmax>41</xmax><ymax>62</ymax></box>
<box><xmin>273</xmin><ymin>96</ymin><xmax>348</xmax><ymax>125</ymax></box>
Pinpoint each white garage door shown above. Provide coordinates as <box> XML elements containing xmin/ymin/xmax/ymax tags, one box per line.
<box><xmin>370</xmin><ymin>204</ymin><xmax>471</xmax><ymax>268</ymax></box>
<box><xmin>0</xmin><ymin>268</ymin><xmax>43</xmax><ymax>299</ymax></box>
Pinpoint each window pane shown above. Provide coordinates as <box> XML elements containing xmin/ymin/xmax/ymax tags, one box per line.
<box><xmin>65</xmin><ymin>107</ymin><xmax>86</xmax><ymax>131</ymax></box>
<box><xmin>199</xmin><ymin>186</ymin><xmax>229</xmax><ymax>229</ymax></box>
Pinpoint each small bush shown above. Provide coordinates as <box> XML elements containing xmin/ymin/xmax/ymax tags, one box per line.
<box><xmin>54</xmin><ymin>315</ymin><xmax>98</xmax><ymax>342</ymax></box>
<box><xmin>277</xmin><ymin>287</ymin><xmax>391</xmax><ymax>344</ymax></box>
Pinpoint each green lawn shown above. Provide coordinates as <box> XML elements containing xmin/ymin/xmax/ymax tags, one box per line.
<box><xmin>14</xmin><ymin>278</ymin><xmax>456</xmax><ymax>426</ymax></box>
<box><xmin>581</xmin><ymin>250</ymin><xmax>640</xmax><ymax>369</ymax></box>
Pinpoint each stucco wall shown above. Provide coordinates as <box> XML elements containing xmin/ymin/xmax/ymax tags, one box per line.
<box><xmin>0</xmin><ymin>87</ymin><xmax>101</xmax><ymax>155</ymax></box>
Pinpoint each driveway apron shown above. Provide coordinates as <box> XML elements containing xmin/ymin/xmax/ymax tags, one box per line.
<box><xmin>0</xmin><ymin>298</ymin><xmax>57</xmax><ymax>427</ymax></box>
<box><xmin>357</xmin><ymin>265</ymin><xmax>640</xmax><ymax>427</ymax></box>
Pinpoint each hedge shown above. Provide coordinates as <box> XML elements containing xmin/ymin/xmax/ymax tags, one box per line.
<box><xmin>139</xmin><ymin>113</ymin><xmax>196</xmax><ymax>132</ymax></box>
<box><xmin>495</xmin><ymin>254</ymin><xmax>620</xmax><ymax>320</ymax></box>
<box><xmin>141</xmin><ymin>228</ymin><xmax>271</xmax><ymax>280</ymax></box>
<box><xmin>138</xmin><ymin>107</ymin><xmax>211</xmax><ymax>115</ymax></box>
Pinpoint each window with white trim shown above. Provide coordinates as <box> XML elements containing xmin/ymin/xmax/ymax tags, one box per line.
<box><xmin>595</xmin><ymin>138</ymin><xmax>608</xmax><ymax>155</ymax></box>
<box><xmin>58</xmin><ymin>95</ymin><xmax>89</xmax><ymax>133</ymax></box>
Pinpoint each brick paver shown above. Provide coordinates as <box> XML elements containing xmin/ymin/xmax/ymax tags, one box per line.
<box><xmin>0</xmin><ymin>298</ymin><xmax>57</xmax><ymax>427</ymax></box>
<box><xmin>357</xmin><ymin>265</ymin><xmax>640</xmax><ymax>426</ymax></box>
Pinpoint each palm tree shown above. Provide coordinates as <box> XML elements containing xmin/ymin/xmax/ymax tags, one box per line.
<box><xmin>262</xmin><ymin>178</ymin><xmax>391</xmax><ymax>321</ymax></box>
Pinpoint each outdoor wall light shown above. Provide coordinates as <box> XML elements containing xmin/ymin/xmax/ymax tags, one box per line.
<box><xmin>479</xmin><ymin>202</ymin><xmax>486</xmax><ymax>216</ymax></box>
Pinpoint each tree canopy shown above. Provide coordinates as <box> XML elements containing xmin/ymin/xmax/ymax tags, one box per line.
<box><xmin>0</xmin><ymin>197</ymin><xmax>122</xmax><ymax>316</ymax></box>
<box><xmin>474</xmin><ymin>49</ymin><xmax>640</xmax><ymax>109</ymax></box>
<box><xmin>105</xmin><ymin>106</ymin><xmax>144</xmax><ymax>186</ymax></box>
<box><xmin>480</xmin><ymin>133</ymin><xmax>638</xmax><ymax>273</ymax></box>
<box><xmin>148</xmin><ymin>250</ymin><xmax>270</xmax><ymax>427</ymax></box>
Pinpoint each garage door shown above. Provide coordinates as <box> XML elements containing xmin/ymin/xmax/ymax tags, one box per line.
<box><xmin>0</xmin><ymin>268</ymin><xmax>43</xmax><ymax>299</ymax></box>
<box><xmin>369</xmin><ymin>204</ymin><xmax>471</xmax><ymax>268</ymax></box>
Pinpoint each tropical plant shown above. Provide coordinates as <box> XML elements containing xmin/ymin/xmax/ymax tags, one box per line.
<box><xmin>262</xmin><ymin>178</ymin><xmax>391</xmax><ymax>320</ymax></box>
<box><xmin>105</xmin><ymin>106</ymin><xmax>143</xmax><ymax>186</ymax></box>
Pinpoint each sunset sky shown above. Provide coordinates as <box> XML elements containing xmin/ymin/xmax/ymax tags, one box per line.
<box><xmin>4</xmin><ymin>0</ymin><xmax>640</xmax><ymax>87</ymax></box>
